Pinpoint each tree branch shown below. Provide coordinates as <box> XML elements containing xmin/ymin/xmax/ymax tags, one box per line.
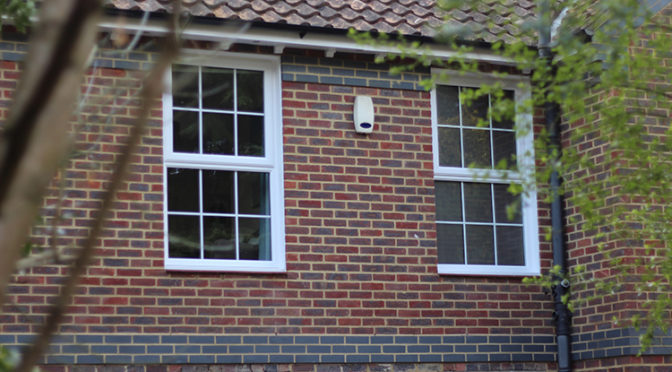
<box><xmin>15</xmin><ymin>5</ymin><xmax>180</xmax><ymax>371</ymax></box>
<box><xmin>0</xmin><ymin>0</ymin><xmax>101</xmax><ymax>310</ymax></box>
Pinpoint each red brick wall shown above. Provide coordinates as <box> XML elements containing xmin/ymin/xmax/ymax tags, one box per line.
<box><xmin>563</xmin><ymin>2</ymin><xmax>672</xmax><ymax>367</ymax></box>
<box><xmin>0</xmin><ymin>42</ymin><xmax>557</xmax><ymax>367</ymax></box>
<box><xmin>281</xmin><ymin>79</ymin><xmax>553</xmax><ymax>336</ymax></box>
<box><xmin>574</xmin><ymin>355</ymin><xmax>672</xmax><ymax>372</ymax></box>
<box><xmin>2</xmin><ymin>59</ymin><xmax>555</xmax><ymax>338</ymax></box>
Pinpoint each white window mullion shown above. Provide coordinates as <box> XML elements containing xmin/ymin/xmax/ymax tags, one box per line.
<box><xmin>458</xmin><ymin>87</ymin><xmax>465</xmax><ymax>168</ymax></box>
<box><xmin>234</xmin><ymin>171</ymin><xmax>240</xmax><ymax>261</ymax></box>
<box><xmin>198</xmin><ymin>67</ymin><xmax>204</xmax><ymax>259</ymax></box>
<box><xmin>490</xmin><ymin>183</ymin><xmax>498</xmax><ymax>265</ymax></box>
<box><xmin>460</xmin><ymin>182</ymin><xmax>468</xmax><ymax>265</ymax></box>
<box><xmin>198</xmin><ymin>169</ymin><xmax>204</xmax><ymax>259</ymax></box>
<box><xmin>233</xmin><ymin>69</ymin><xmax>239</xmax><ymax>157</ymax></box>
<box><xmin>488</xmin><ymin>93</ymin><xmax>495</xmax><ymax>168</ymax></box>
<box><xmin>198</xmin><ymin>66</ymin><xmax>203</xmax><ymax>155</ymax></box>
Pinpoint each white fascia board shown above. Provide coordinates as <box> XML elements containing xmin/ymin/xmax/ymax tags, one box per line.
<box><xmin>98</xmin><ymin>15</ymin><xmax>516</xmax><ymax>65</ymax></box>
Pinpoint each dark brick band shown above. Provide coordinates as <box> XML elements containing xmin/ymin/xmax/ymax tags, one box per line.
<box><xmin>572</xmin><ymin>327</ymin><xmax>672</xmax><ymax>361</ymax></box>
<box><xmin>281</xmin><ymin>56</ymin><xmax>428</xmax><ymax>91</ymax></box>
<box><xmin>6</xmin><ymin>328</ymin><xmax>669</xmax><ymax>365</ymax></box>
<box><xmin>1</xmin><ymin>333</ymin><xmax>555</xmax><ymax>365</ymax></box>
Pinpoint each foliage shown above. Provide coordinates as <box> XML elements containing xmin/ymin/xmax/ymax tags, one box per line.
<box><xmin>465</xmin><ymin>0</ymin><xmax>671</xmax><ymax>352</ymax></box>
<box><xmin>0</xmin><ymin>345</ymin><xmax>39</xmax><ymax>372</ymax></box>
<box><xmin>0</xmin><ymin>346</ymin><xmax>21</xmax><ymax>372</ymax></box>
<box><xmin>354</xmin><ymin>0</ymin><xmax>672</xmax><ymax>352</ymax></box>
<box><xmin>0</xmin><ymin>0</ymin><xmax>35</xmax><ymax>33</ymax></box>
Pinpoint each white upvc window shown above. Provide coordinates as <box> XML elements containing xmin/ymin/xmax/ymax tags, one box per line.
<box><xmin>162</xmin><ymin>52</ymin><xmax>285</xmax><ymax>273</ymax></box>
<box><xmin>431</xmin><ymin>70</ymin><xmax>539</xmax><ymax>276</ymax></box>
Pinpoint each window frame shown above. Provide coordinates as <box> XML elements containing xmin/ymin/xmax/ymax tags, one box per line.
<box><xmin>162</xmin><ymin>51</ymin><xmax>285</xmax><ymax>273</ymax></box>
<box><xmin>431</xmin><ymin>69</ymin><xmax>539</xmax><ymax>276</ymax></box>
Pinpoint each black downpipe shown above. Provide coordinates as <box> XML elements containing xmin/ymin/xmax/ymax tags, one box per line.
<box><xmin>546</xmin><ymin>96</ymin><xmax>572</xmax><ymax>372</ymax></box>
<box><xmin>539</xmin><ymin>31</ymin><xmax>572</xmax><ymax>372</ymax></box>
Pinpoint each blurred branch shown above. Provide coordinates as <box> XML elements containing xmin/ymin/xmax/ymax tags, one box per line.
<box><xmin>0</xmin><ymin>0</ymin><xmax>101</xmax><ymax>311</ymax></box>
<box><xmin>15</xmin><ymin>3</ymin><xmax>181</xmax><ymax>371</ymax></box>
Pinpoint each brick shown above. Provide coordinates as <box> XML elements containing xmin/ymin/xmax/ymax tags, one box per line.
<box><xmin>0</xmin><ymin>38</ymin><xmax>570</xmax><ymax>371</ymax></box>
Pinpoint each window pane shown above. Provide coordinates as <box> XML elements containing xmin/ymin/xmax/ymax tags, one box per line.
<box><xmin>493</xmin><ymin>131</ymin><xmax>516</xmax><ymax>169</ymax></box>
<box><xmin>463</xmin><ymin>183</ymin><xmax>493</xmax><ymax>222</ymax></box>
<box><xmin>436</xmin><ymin>223</ymin><xmax>464</xmax><ymax>264</ymax></box>
<box><xmin>167</xmin><ymin>168</ymin><xmax>198</xmax><ymax>212</ymax></box>
<box><xmin>496</xmin><ymin>226</ymin><xmax>524</xmax><ymax>265</ymax></box>
<box><xmin>461</xmin><ymin>88</ymin><xmax>489</xmax><ymax>127</ymax></box>
<box><xmin>202</xmin><ymin>170</ymin><xmax>234</xmax><ymax>213</ymax></box>
<box><xmin>203</xmin><ymin>113</ymin><xmax>234</xmax><ymax>155</ymax></box>
<box><xmin>203</xmin><ymin>216</ymin><xmax>235</xmax><ymax>259</ymax></box>
<box><xmin>238</xmin><ymin>172</ymin><xmax>270</xmax><ymax>215</ymax></box>
<box><xmin>493</xmin><ymin>90</ymin><xmax>515</xmax><ymax>130</ymax></box>
<box><xmin>237</xmin><ymin>70</ymin><xmax>264</xmax><ymax>112</ymax></box>
<box><xmin>239</xmin><ymin>217</ymin><xmax>271</xmax><ymax>261</ymax></box>
<box><xmin>202</xmin><ymin>67</ymin><xmax>233</xmax><ymax>110</ymax></box>
<box><xmin>168</xmin><ymin>215</ymin><xmax>200</xmax><ymax>258</ymax></box>
<box><xmin>463</xmin><ymin>129</ymin><xmax>491</xmax><ymax>168</ymax></box>
<box><xmin>436</xmin><ymin>85</ymin><xmax>459</xmax><ymax>124</ymax></box>
<box><xmin>438</xmin><ymin>127</ymin><xmax>461</xmax><ymax>167</ymax></box>
<box><xmin>493</xmin><ymin>184</ymin><xmax>522</xmax><ymax>223</ymax></box>
<box><xmin>238</xmin><ymin>115</ymin><xmax>264</xmax><ymax>156</ymax></box>
<box><xmin>434</xmin><ymin>181</ymin><xmax>462</xmax><ymax>221</ymax></box>
<box><xmin>466</xmin><ymin>225</ymin><xmax>494</xmax><ymax>264</ymax></box>
<box><xmin>172</xmin><ymin>65</ymin><xmax>199</xmax><ymax>108</ymax></box>
<box><xmin>173</xmin><ymin>110</ymin><xmax>198</xmax><ymax>153</ymax></box>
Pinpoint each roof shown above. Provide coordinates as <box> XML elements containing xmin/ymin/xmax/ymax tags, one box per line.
<box><xmin>106</xmin><ymin>0</ymin><xmax>537</xmax><ymax>43</ymax></box>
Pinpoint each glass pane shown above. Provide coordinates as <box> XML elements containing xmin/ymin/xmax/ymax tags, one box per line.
<box><xmin>466</xmin><ymin>225</ymin><xmax>494</xmax><ymax>264</ymax></box>
<box><xmin>496</xmin><ymin>226</ymin><xmax>524</xmax><ymax>265</ymax></box>
<box><xmin>167</xmin><ymin>168</ymin><xmax>198</xmax><ymax>212</ymax></box>
<box><xmin>493</xmin><ymin>131</ymin><xmax>516</xmax><ymax>169</ymax></box>
<box><xmin>436</xmin><ymin>85</ymin><xmax>459</xmax><ymax>124</ymax></box>
<box><xmin>203</xmin><ymin>113</ymin><xmax>234</xmax><ymax>155</ymax></box>
<box><xmin>493</xmin><ymin>184</ymin><xmax>522</xmax><ymax>223</ymax></box>
<box><xmin>203</xmin><ymin>216</ymin><xmax>235</xmax><ymax>259</ymax></box>
<box><xmin>463</xmin><ymin>129</ymin><xmax>491</xmax><ymax>167</ymax></box>
<box><xmin>463</xmin><ymin>183</ymin><xmax>493</xmax><ymax>222</ymax></box>
<box><xmin>493</xmin><ymin>90</ymin><xmax>515</xmax><ymax>130</ymax></box>
<box><xmin>237</xmin><ymin>69</ymin><xmax>264</xmax><ymax>113</ymax></box>
<box><xmin>238</xmin><ymin>172</ymin><xmax>270</xmax><ymax>215</ymax></box>
<box><xmin>239</xmin><ymin>217</ymin><xmax>271</xmax><ymax>261</ymax></box>
<box><xmin>438</xmin><ymin>127</ymin><xmax>461</xmax><ymax>167</ymax></box>
<box><xmin>172</xmin><ymin>110</ymin><xmax>198</xmax><ymax>153</ymax></box>
<box><xmin>168</xmin><ymin>215</ymin><xmax>200</xmax><ymax>258</ymax></box>
<box><xmin>172</xmin><ymin>65</ymin><xmax>199</xmax><ymax>108</ymax></box>
<box><xmin>434</xmin><ymin>181</ymin><xmax>462</xmax><ymax>221</ymax></box>
<box><xmin>436</xmin><ymin>223</ymin><xmax>464</xmax><ymax>264</ymax></box>
<box><xmin>461</xmin><ymin>88</ymin><xmax>489</xmax><ymax>127</ymax></box>
<box><xmin>202</xmin><ymin>170</ymin><xmax>234</xmax><ymax>214</ymax></box>
<box><xmin>202</xmin><ymin>67</ymin><xmax>233</xmax><ymax>110</ymax></box>
<box><xmin>238</xmin><ymin>115</ymin><xmax>264</xmax><ymax>156</ymax></box>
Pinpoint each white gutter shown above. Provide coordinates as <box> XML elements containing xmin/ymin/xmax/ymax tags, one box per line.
<box><xmin>98</xmin><ymin>15</ymin><xmax>516</xmax><ymax>66</ymax></box>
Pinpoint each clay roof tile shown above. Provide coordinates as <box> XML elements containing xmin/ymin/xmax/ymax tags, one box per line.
<box><xmin>107</xmin><ymin>0</ymin><xmax>537</xmax><ymax>43</ymax></box>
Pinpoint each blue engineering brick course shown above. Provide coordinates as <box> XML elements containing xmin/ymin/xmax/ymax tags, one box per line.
<box><xmin>1</xmin><ymin>333</ymin><xmax>557</xmax><ymax>365</ymax></box>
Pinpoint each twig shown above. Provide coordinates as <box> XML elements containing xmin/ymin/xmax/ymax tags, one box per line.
<box><xmin>15</xmin><ymin>247</ymin><xmax>74</xmax><ymax>271</ymax></box>
<box><xmin>100</xmin><ymin>10</ymin><xmax>150</xmax><ymax>57</ymax></box>
<box><xmin>47</xmin><ymin>169</ymin><xmax>67</xmax><ymax>263</ymax></box>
